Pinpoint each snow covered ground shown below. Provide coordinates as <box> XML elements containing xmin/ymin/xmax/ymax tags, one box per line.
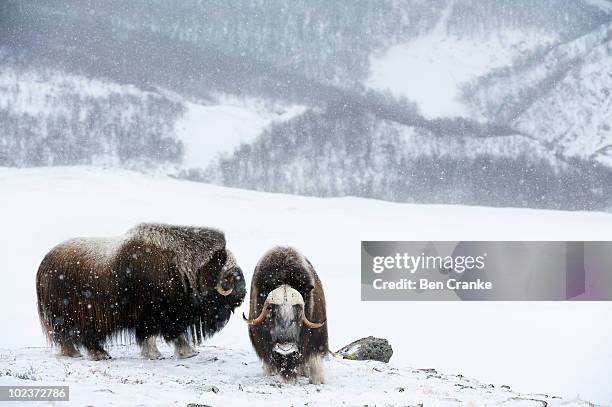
<box><xmin>0</xmin><ymin>167</ymin><xmax>611</xmax><ymax>405</ymax></box>
<box><xmin>0</xmin><ymin>345</ymin><xmax>597</xmax><ymax>407</ymax></box>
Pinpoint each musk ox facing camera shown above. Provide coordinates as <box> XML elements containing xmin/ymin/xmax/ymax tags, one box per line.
<box><xmin>36</xmin><ymin>223</ymin><xmax>246</xmax><ymax>360</ymax></box>
<box><xmin>244</xmin><ymin>247</ymin><xmax>328</xmax><ymax>384</ymax></box>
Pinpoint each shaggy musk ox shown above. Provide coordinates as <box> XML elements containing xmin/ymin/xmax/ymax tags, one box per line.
<box><xmin>36</xmin><ymin>223</ymin><xmax>246</xmax><ymax>360</ymax></box>
<box><xmin>244</xmin><ymin>247</ymin><xmax>328</xmax><ymax>384</ymax></box>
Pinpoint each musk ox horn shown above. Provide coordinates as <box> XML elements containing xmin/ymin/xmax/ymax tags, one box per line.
<box><xmin>215</xmin><ymin>249</ymin><xmax>237</xmax><ymax>296</ymax></box>
<box><xmin>301</xmin><ymin>311</ymin><xmax>325</xmax><ymax>329</ymax></box>
<box><xmin>244</xmin><ymin>285</ymin><xmax>325</xmax><ymax>328</ymax></box>
<box><xmin>243</xmin><ymin>301</ymin><xmax>270</xmax><ymax>326</ymax></box>
<box><xmin>216</xmin><ymin>284</ymin><xmax>233</xmax><ymax>296</ymax></box>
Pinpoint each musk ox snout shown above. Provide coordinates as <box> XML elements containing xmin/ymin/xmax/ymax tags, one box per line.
<box><xmin>271</xmin><ymin>342</ymin><xmax>301</xmax><ymax>377</ymax></box>
<box><xmin>273</xmin><ymin>342</ymin><xmax>299</xmax><ymax>356</ymax></box>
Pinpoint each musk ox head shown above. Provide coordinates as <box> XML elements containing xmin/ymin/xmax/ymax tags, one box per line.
<box><xmin>196</xmin><ymin>248</ymin><xmax>246</xmax><ymax>329</ymax></box>
<box><xmin>244</xmin><ymin>284</ymin><xmax>324</xmax><ymax>379</ymax></box>
<box><xmin>214</xmin><ymin>249</ymin><xmax>246</xmax><ymax>308</ymax></box>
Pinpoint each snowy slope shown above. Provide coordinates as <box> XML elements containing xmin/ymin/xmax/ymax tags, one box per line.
<box><xmin>0</xmin><ymin>65</ymin><xmax>304</xmax><ymax>168</ymax></box>
<box><xmin>513</xmin><ymin>23</ymin><xmax>612</xmax><ymax>164</ymax></box>
<box><xmin>0</xmin><ymin>67</ymin><xmax>158</xmax><ymax>116</ymax></box>
<box><xmin>0</xmin><ymin>66</ymin><xmax>185</xmax><ymax>166</ymax></box>
<box><xmin>0</xmin><ymin>168</ymin><xmax>611</xmax><ymax>405</ymax></box>
<box><xmin>176</xmin><ymin>95</ymin><xmax>305</xmax><ymax>169</ymax></box>
<box><xmin>466</xmin><ymin>22</ymin><xmax>612</xmax><ymax>163</ymax></box>
<box><xmin>366</xmin><ymin>4</ymin><xmax>556</xmax><ymax>118</ymax></box>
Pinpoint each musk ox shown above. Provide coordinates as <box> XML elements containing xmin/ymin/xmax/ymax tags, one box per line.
<box><xmin>36</xmin><ymin>223</ymin><xmax>246</xmax><ymax>360</ymax></box>
<box><xmin>244</xmin><ymin>247</ymin><xmax>328</xmax><ymax>384</ymax></box>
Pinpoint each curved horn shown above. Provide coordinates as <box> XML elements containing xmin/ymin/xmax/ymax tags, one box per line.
<box><xmin>216</xmin><ymin>249</ymin><xmax>237</xmax><ymax>296</ymax></box>
<box><xmin>301</xmin><ymin>309</ymin><xmax>325</xmax><ymax>329</ymax></box>
<box><xmin>216</xmin><ymin>283</ymin><xmax>233</xmax><ymax>296</ymax></box>
<box><xmin>243</xmin><ymin>301</ymin><xmax>270</xmax><ymax>326</ymax></box>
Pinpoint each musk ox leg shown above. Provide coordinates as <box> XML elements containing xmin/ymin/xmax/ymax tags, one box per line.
<box><xmin>59</xmin><ymin>342</ymin><xmax>81</xmax><ymax>358</ymax></box>
<box><xmin>173</xmin><ymin>335</ymin><xmax>198</xmax><ymax>359</ymax></box>
<box><xmin>85</xmin><ymin>342</ymin><xmax>111</xmax><ymax>361</ymax></box>
<box><xmin>263</xmin><ymin>362</ymin><xmax>277</xmax><ymax>376</ymax></box>
<box><xmin>306</xmin><ymin>354</ymin><xmax>325</xmax><ymax>385</ymax></box>
<box><xmin>140</xmin><ymin>336</ymin><xmax>163</xmax><ymax>360</ymax></box>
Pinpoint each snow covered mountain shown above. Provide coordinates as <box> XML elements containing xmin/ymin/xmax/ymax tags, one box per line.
<box><xmin>0</xmin><ymin>63</ymin><xmax>304</xmax><ymax>169</ymax></box>
<box><xmin>206</xmin><ymin>104</ymin><xmax>612</xmax><ymax>210</ymax></box>
<box><xmin>0</xmin><ymin>65</ymin><xmax>184</xmax><ymax>167</ymax></box>
<box><xmin>0</xmin><ymin>167</ymin><xmax>611</xmax><ymax>404</ymax></box>
<box><xmin>465</xmin><ymin>20</ymin><xmax>612</xmax><ymax>164</ymax></box>
<box><xmin>1</xmin><ymin>1</ymin><xmax>611</xmax><ymax>210</ymax></box>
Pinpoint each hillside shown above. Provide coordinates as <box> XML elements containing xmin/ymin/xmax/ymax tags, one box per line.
<box><xmin>0</xmin><ymin>65</ymin><xmax>184</xmax><ymax>167</ymax></box>
<box><xmin>205</xmin><ymin>104</ymin><xmax>612</xmax><ymax>210</ymax></box>
<box><xmin>1</xmin><ymin>2</ymin><xmax>612</xmax><ymax>206</ymax></box>
<box><xmin>465</xmin><ymin>20</ymin><xmax>612</xmax><ymax>165</ymax></box>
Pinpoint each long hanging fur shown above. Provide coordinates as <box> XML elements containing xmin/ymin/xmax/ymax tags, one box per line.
<box><xmin>36</xmin><ymin>223</ymin><xmax>245</xmax><ymax>352</ymax></box>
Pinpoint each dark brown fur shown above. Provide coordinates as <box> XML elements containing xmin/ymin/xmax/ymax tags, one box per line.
<box><xmin>36</xmin><ymin>223</ymin><xmax>245</xmax><ymax>357</ymax></box>
<box><xmin>247</xmin><ymin>247</ymin><xmax>328</xmax><ymax>381</ymax></box>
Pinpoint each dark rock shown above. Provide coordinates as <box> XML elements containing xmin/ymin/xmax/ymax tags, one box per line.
<box><xmin>336</xmin><ymin>336</ymin><xmax>393</xmax><ymax>363</ymax></box>
<box><xmin>201</xmin><ymin>385</ymin><xmax>219</xmax><ymax>393</ymax></box>
<box><xmin>414</xmin><ymin>368</ymin><xmax>437</xmax><ymax>374</ymax></box>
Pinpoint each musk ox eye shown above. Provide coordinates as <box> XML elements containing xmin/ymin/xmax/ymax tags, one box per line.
<box><xmin>268</xmin><ymin>304</ymin><xmax>276</xmax><ymax>313</ymax></box>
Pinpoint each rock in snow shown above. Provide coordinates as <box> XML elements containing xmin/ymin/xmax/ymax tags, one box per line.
<box><xmin>336</xmin><ymin>336</ymin><xmax>394</xmax><ymax>363</ymax></box>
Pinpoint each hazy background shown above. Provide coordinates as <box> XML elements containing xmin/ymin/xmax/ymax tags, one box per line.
<box><xmin>2</xmin><ymin>0</ymin><xmax>612</xmax><ymax>210</ymax></box>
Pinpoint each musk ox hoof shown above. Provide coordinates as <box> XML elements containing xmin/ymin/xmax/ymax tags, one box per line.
<box><xmin>176</xmin><ymin>349</ymin><xmax>198</xmax><ymax>359</ymax></box>
<box><xmin>89</xmin><ymin>349</ymin><xmax>112</xmax><ymax>361</ymax></box>
<box><xmin>175</xmin><ymin>346</ymin><xmax>198</xmax><ymax>359</ymax></box>
<box><xmin>309</xmin><ymin>374</ymin><xmax>324</xmax><ymax>385</ymax></box>
<box><xmin>263</xmin><ymin>363</ymin><xmax>277</xmax><ymax>376</ymax></box>
<box><xmin>306</xmin><ymin>355</ymin><xmax>325</xmax><ymax>385</ymax></box>
<box><xmin>141</xmin><ymin>348</ymin><xmax>164</xmax><ymax>360</ymax></box>
<box><xmin>59</xmin><ymin>344</ymin><xmax>82</xmax><ymax>358</ymax></box>
<box><xmin>141</xmin><ymin>337</ymin><xmax>163</xmax><ymax>360</ymax></box>
<box><xmin>173</xmin><ymin>335</ymin><xmax>199</xmax><ymax>359</ymax></box>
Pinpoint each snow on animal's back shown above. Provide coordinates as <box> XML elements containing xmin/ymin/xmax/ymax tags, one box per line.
<box><xmin>57</xmin><ymin>237</ymin><xmax>125</xmax><ymax>265</ymax></box>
